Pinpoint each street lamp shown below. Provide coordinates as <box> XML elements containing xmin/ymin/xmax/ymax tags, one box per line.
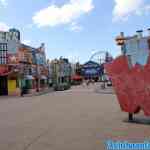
<box><xmin>116</xmin><ymin>32</ymin><xmax>126</xmax><ymax>55</ymax></box>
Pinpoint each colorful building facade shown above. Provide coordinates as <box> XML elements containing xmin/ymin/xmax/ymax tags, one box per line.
<box><xmin>82</xmin><ymin>61</ymin><xmax>102</xmax><ymax>81</ymax></box>
<box><xmin>50</xmin><ymin>58</ymin><xmax>71</xmax><ymax>91</ymax></box>
<box><xmin>0</xmin><ymin>28</ymin><xmax>20</xmax><ymax>96</ymax></box>
<box><xmin>0</xmin><ymin>28</ymin><xmax>49</xmax><ymax>96</ymax></box>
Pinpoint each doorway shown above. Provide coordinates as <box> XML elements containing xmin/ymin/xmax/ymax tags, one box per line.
<box><xmin>0</xmin><ymin>76</ymin><xmax>8</xmax><ymax>96</ymax></box>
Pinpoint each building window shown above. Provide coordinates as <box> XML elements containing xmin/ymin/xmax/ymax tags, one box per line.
<box><xmin>0</xmin><ymin>43</ymin><xmax>7</xmax><ymax>64</ymax></box>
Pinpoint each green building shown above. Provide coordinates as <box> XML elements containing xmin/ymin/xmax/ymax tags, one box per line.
<box><xmin>51</xmin><ymin>58</ymin><xmax>71</xmax><ymax>91</ymax></box>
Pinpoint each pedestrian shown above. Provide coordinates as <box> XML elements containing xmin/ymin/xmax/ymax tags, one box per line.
<box><xmin>92</xmin><ymin>79</ymin><xmax>95</xmax><ymax>85</ymax></box>
<box><xmin>86</xmin><ymin>79</ymin><xmax>90</xmax><ymax>86</ymax></box>
<box><xmin>21</xmin><ymin>86</ymin><xmax>25</xmax><ymax>97</ymax></box>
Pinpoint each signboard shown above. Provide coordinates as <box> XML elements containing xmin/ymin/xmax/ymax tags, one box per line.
<box><xmin>85</xmin><ymin>69</ymin><xmax>98</xmax><ymax>75</ymax></box>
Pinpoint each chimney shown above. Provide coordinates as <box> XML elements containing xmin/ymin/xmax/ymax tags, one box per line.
<box><xmin>136</xmin><ymin>30</ymin><xmax>143</xmax><ymax>38</ymax></box>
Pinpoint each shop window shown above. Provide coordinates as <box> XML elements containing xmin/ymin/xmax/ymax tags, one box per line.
<box><xmin>0</xmin><ymin>43</ymin><xmax>8</xmax><ymax>64</ymax></box>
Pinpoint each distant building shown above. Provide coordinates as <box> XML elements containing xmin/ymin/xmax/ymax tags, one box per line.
<box><xmin>19</xmin><ymin>43</ymin><xmax>48</xmax><ymax>94</ymax></box>
<box><xmin>50</xmin><ymin>57</ymin><xmax>71</xmax><ymax>91</ymax></box>
<box><xmin>75</xmin><ymin>62</ymin><xmax>82</xmax><ymax>75</ymax></box>
<box><xmin>70</xmin><ymin>62</ymin><xmax>83</xmax><ymax>85</ymax></box>
<box><xmin>47</xmin><ymin>59</ymin><xmax>53</xmax><ymax>87</ymax></box>
<box><xmin>82</xmin><ymin>61</ymin><xmax>102</xmax><ymax>81</ymax></box>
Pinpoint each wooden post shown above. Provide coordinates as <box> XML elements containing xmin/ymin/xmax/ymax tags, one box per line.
<box><xmin>128</xmin><ymin>113</ymin><xmax>133</xmax><ymax>122</ymax></box>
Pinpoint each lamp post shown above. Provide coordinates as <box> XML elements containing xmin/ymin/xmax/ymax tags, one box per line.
<box><xmin>36</xmin><ymin>64</ymin><xmax>40</xmax><ymax>92</ymax></box>
<box><xmin>116</xmin><ymin>32</ymin><xmax>126</xmax><ymax>55</ymax></box>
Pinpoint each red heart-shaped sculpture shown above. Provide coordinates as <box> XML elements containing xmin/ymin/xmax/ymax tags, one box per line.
<box><xmin>105</xmin><ymin>55</ymin><xmax>150</xmax><ymax>116</ymax></box>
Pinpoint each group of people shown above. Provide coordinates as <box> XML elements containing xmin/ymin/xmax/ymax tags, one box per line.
<box><xmin>82</xmin><ymin>79</ymin><xmax>95</xmax><ymax>86</ymax></box>
<box><xmin>86</xmin><ymin>79</ymin><xmax>95</xmax><ymax>86</ymax></box>
<box><xmin>82</xmin><ymin>76</ymin><xmax>112</xmax><ymax>88</ymax></box>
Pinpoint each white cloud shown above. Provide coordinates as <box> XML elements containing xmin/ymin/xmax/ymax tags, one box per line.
<box><xmin>0</xmin><ymin>0</ymin><xmax>7</xmax><ymax>7</ymax></box>
<box><xmin>22</xmin><ymin>40</ymin><xmax>31</xmax><ymax>45</ymax></box>
<box><xmin>0</xmin><ymin>22</ymin><xmax>9</xmax><ymax>31</ymax></box>
<box><xmin>144</xmin><ymin>5</ymin><xmax>150</xmax><ymax>14</ymax></box>
<box><xmin>113</xmin><ymin>0</ymin><xmax>150</xmax><ymax>21</ymax></box>
<box><xmin>69</xmin><ymin>22</ymin><xmax>83</xmax><ymax>32</ymax></box>
<box><xmin>32</xmin><ymin>0</ymin><xmax>94</xmax><ymax>27</ymax></box>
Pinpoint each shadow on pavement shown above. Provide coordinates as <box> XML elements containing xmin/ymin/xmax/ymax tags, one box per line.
<box><xmin>123</xmin><ymin>117</ymin><xmax>150</xmax><ymax>126</ymax></box>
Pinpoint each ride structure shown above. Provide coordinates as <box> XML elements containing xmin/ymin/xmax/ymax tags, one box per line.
<box><xmin>90</xmin><ymin>50</ymin><xmax>113</xmax><ymax>65</ymax></box>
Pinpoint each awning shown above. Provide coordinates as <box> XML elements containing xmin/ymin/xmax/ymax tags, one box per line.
<box><xmin>71</xmin><ymin>75</ymin><xmax>82</xmax><ymax>80</ymax></box>
<box><xmin>0</xmin><ymin>66</ymin><xmax>9</xmax><ymax>76</ymax></box>
<box><xmin>0</xmin><ymin>65</ymin><xmax>20</xmax><ymax>77</ymax></box>
<box><xmin>25</xmin><ymin>75</ymin><xmax>34</xmax><ymax>80</ymax></box>
<box><xmin>41</xmin><ymin>75</ymin><xmax>47</xmax><ymax>80</ymax></box>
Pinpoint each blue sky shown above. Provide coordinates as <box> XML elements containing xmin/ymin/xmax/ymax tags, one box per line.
<box><xmin>0</xmin><ymin>0</ymin><xmax>150</xmax><ymax>63</ymax></box>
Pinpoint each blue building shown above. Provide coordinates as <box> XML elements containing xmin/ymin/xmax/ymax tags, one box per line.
<box><xmin>82</xmin><ymin>61</ymin><xmax>103</xmax><ymax>81</ymax></box>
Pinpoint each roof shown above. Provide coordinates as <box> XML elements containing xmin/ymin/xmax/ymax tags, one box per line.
<box><xmin>20</xmin><ymin>44</ymin><xmax>36</xmax><ymax>50</ymax></box>
<box><xmin>83</xmin><ymin>61</ymin><xmax>100</xmax><ymax>67</ymax></box>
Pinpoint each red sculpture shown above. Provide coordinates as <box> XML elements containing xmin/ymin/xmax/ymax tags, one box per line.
<box><xmin>105</xmin><ymin>30</ymin><xmax>150</xmax><ymax>121</ymax></box>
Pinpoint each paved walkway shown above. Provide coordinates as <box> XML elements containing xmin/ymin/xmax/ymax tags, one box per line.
<box><xmin>0</xmin><ymin>84</ymin><xmax>149</xmax><ymax>150</ymax></box>
<box><xmin>0</xmin><ymin>88</ymin><xmax>54</xmax><ymax>99</ymax></box>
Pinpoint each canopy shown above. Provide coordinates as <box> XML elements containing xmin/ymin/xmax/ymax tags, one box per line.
<box><xmin>0</xmin><ymin>66</ymin><xmax>9</xmax><ymax>76</ymax></box>
<box><xmin>25</xmin><ymin>75</ymin><xmax>34</xmax><ymax>80</ymax></box>
<box><xmin>71</xmin><ymin>75</ymin><xmax>82</xmax><ymax>80</ymax></box>
<box><xmin>41</xmin><ymin>75</ymin><xmax>47</xmax><ymax>80</ymax></box>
